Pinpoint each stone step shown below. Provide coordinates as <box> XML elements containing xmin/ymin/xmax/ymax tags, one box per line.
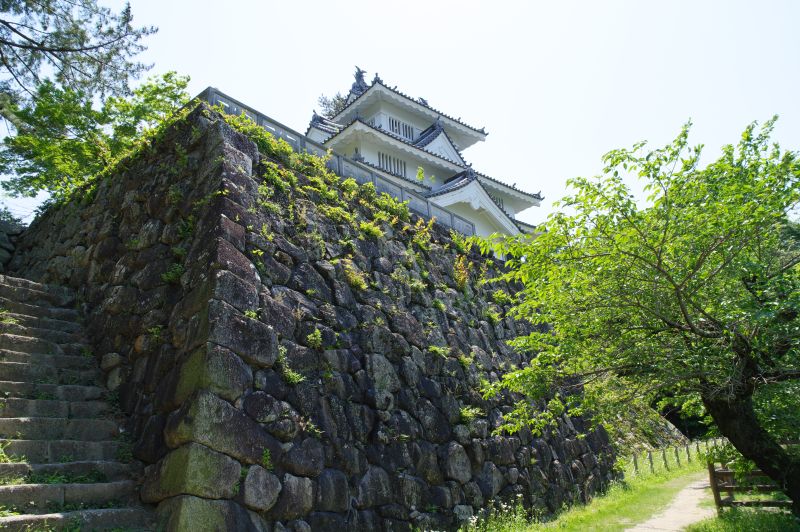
<box><xmin>0</xmin><ymin>479</ymin><xmax>137</xmax><ymax>512</ymax></box>
<box><xmin>0</xmin><ymin>417</ymin><xmax>120</xmax><ymax>441</ymax></box>
<box><xmin>0</xmin><ymin>282</ymin><xmax>74</xmax><ymax>310</ymax></box>
<box><xmin>0</xmin><ymin>349</ymin><xmax>95</xmax><ymax>370</ymax></box>
<box><xmin>0</xmin><ymin>507</ymin><xmax>154</xmax><ymax>531</ymax></box>
<box><xmin>0</xmin><ymin>460</ymin><xmax>140</xmax><ymax>483</ymax></box>
<box><xmin>0</xmin><ymin>275</ymin><xmax>76</xmax><ymax>304</ymax></box>
<box><xmin>0</xmin><ymin>333</ymin><xmax>62</xmax><ymax>355</ymax></box>
<box><xmin>0</xmin><ymin>312</ymin><xmax>83</xmax><ymax>334</ymax></box>
<box><xmin>0</xmin><ymin>334</ymin><xmax>88</xmax><ymax>356</ymax></box>
<box><xmin>0</xmin><ymin>322</ymin><xmax>84</xmax><ymax>345</ymax></box>
<box><xmin>0</xmin><ymin>439</ymin><xmax>122</xmax><ymax>463</ymax></box>
<box><xmin>0</xmin><ymin>381</ymin><xmax>105</xmax><ymax>402</ymax></box>
<box><xmin>0</xmin><ymin>362</ymin><xmax>98</xmax><ymax>386</ymax></box>
<box><xmin>0</xmin><ymin>398</ymin><xmax>111</xmax><ymax>419</ymax></box>
<box><xmin>0</xmin><ymin>296</ymin><xmax>81</xmax><ymax>322</ymax></box>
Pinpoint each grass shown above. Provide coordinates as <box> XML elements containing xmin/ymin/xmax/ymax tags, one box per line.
<box><xmin>465</xmin><ymin>456</ymin><xmax>705</xmax><ymax>531</ymax></box>
<box><xmin>0</xmin><ymin>441</ymin><xmax>26</xmax><ymax>463</ymax></box>
<box><xmin>0</xmin><ymin>469</ymin><xmax>108</xmax><ymax>486</ymax></box>
<box><xmin>0</xmin><ymin>308</ymin><xmax>18</xmax><ymax>325</ymax></box>
<box><xmin>687</xmin><ymin>508</ymin><xmax>800</xmax><ymax>531</ymax></box>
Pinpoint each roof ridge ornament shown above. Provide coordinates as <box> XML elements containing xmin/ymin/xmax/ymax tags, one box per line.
<box><xmin>418</xmin><ymin>97</ymin><xmax>429</xmax><ymax>107</ymax></box>
<box><xmin>372</xmin><ymin>72</ymin><xmax>383</xmax><ymax>85</ymax></box>
<box><xmin>351</xmin><ymin>66</ymin><xmax>369</xmax><ymax>96</ymax></box>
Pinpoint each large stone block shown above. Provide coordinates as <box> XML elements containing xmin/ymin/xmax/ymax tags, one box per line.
<box><xmin>283</xmin><ymin>437</ymin><xmax>324</xmax><ymax>477</ymax></box>
<box><xmin>213</xmin><ymin>269</ymin><xmax>259</xmax><ymax>313</ymax></box>
<box><xmin>156</xmin><ymin>494</ymin><xmax>261</xmax><ymax>532</ymax></box>
<box><xmin>267</xmin><ymin>473</ymin><xmax>314</xmax><ymax>521</ymax></box>
<box><xmin>141</xmin><ymin>442</ymin><xmax>241</xmax><ymax>502</ymax></box>
<box><xmin>208</xmin><ymin>299</ymin><xmax>278</xmax><ymax>368</ymax></box>
<box><xmin>242</xmin><ymin>465</ymin><xmax>282</xmax><ymax>512</ymax></box>
<box><xmin>161</xmin><ymin>343</ymin><xmax>252</xmax><ymax>410</ymax></box>
<box><xmin>164</xmin><ymin>390</ymin><xmax>283</xmax><ymax>466</ymax></box>
<box><xmin>441</xmin><ymin>442</ymin><xmax>472</xmax><ymax>484</ymax></box>
<box><xmin>315</xmin><ymin>468</ymin><xmax>349</xmax><ymax>512</ymax></box>
<box><xmin>356</xmin><ymin>465</ymin><xmax>392</xmax><ymax>508</ymax></box>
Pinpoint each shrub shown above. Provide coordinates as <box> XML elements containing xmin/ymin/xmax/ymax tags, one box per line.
<box><xmin>359</xmin><ymin>220</ymin><xmax>384</xmax><ymax>240</ymax></box>
<box><xmin>428</xmin><ymin>345</ymin><xmax>450</xmax><ymax>358</ymax></box>
<box><xmin>411</xmin><ymin>218</ymin><xmax>434</xmax><ymax>251</ymax></box>
<box><xmin>306</xmin><ymin>328</ymin><xmax>323</xmax><ymax>350</ymax></box>
<box><xmin>460</xmin><ymin>406</ymin><xmax>483</xmax><ymax>423</ymax></box>
<box><xmin>343</xmin><ymin>260</ymin><xmax>368</xmax><ymax>291</ymax></box>
<box><xmin>261</xmin><ymin>448</ymin><xmax>273</xmax><ymax>470</ymax></box>
<box><xmin>484</xmin><ymin>307</ymin><xmax>503</xmax><ymax>326</ymax></box>
<box><xmin>161</xmin><ymin>263</ymin><xmax>184</xmax><ymax>284</ymax></box>
<box><xmin>320</xmin><ymin>204</ymin><xmax>354</xmax><ymax>225</ymax></box>
<box><xmin>453</xmin><ymin>255</ymin><xmax>472</xmax><ymax>292</ymax></box>
<box><xmin>491</xmin><ymin>289</ymin><xmax>512</xmax><ymax>305</ymax></box>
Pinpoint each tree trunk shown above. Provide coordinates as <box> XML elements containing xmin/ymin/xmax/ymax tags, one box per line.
<box><xmin>703</xmin><ymin>393</ymin><xmax>800</xmax><ymax>516</ymax></box>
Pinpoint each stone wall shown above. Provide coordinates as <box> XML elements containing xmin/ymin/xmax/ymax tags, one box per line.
<box><xmin>9</xmin><ymin>104</ymin><xmax>615</xmax><ymax>531</ymax></box>
<box><xmin>0</xmin><ymin>218</ymin><xmax>22</xmax><ymax>272</ymax></box>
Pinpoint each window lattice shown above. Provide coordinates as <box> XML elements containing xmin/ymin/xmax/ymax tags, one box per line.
<box><xmin>388</xmin><ymin>117</ymin><xmax>415</xmax><ymax>140</ymax></box>
<box><xmin>378</xmin><ymin>152</ymin><xmax>407</xmax><ymax>178</ymax></box>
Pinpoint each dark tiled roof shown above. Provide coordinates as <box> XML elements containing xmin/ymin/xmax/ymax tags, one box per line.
<box><xmin>425</xmin><ymin>170</ymin><xmax>476</xmax><ymax>198</ymax></box>
<box><xmin>325</xmin><ymin>118</ymin><xmax>542</xmax><ymax>204</ymax></box>
<box><xmin>413</xmin><ymin>119</ymin><xmax>468</xmax><ymax>164</ymax></box>
<box><xmin>332</xmin><ymin>79</ymin><xmax>488</xmax><ymax>136</ymax></box>
<box><xmin>426</xmin><ymin>170</ymin><xmax>531</xmax><ymax>233</ymax></box>
<box><xmin>325</xmin><ymin>118</ymin><xmax>468</xmax><ymax>169</ymax></box>
<box><xmin>475</xmin><ymin>171</ymin><xmax>543</xmax><ymax>201</ymax></box>
<box><xmin>414</xmin><ymin>121</ymin><xmax>444</xmax><ymax>148</ymax></box>
<box><xmin>306</xmin><ymin>112</ymin><xmax>344</xmax><ymax>136</ymax></box>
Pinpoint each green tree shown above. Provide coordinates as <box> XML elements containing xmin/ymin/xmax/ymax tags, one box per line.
<box><xmin>0</xmin><ymin>1</ymin><xmax>155</xmax><ymax>126</ymax></box>
<box><xmin>488</xmin><ymin>119</ymin><xmax>800</xmax><ymax>513</ymax></box>
<box><xmin>0</xmin><ymin>71</ymin><xmax>189</xmax><ymax>197</ymax></box>
<box><xmin>317</xmin><ymin>92</ymin><xmax>346</xmax><ymax>119</ymax></box>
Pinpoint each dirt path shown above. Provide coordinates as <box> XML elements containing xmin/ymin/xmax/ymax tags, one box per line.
<box><xmin>626</xmin><ymin>472</ymin><xmax>715</xmax><ymax>531</ymax></box>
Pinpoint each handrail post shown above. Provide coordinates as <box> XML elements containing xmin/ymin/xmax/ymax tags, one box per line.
<box><xmin>708</xmin><ymin>461</ymin><xmax>723</xmax><ymax>515</ymax></box>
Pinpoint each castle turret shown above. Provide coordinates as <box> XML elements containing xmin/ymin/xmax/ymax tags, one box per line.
<box><xmin>307</xmin><ymin>67</ymin><xmax>541</xmax><ymax>236</ymax></box>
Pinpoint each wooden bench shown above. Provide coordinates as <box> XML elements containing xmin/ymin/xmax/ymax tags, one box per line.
<box><xmin>707</xmin><ymin>462</ymin><xmax>793</xmax><ymax>514</ymax></box>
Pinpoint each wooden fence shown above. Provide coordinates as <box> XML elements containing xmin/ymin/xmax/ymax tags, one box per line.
<box><xmin>626</xmin><ymin>438</ymin><xmax>724</xmax><ymax>477</ymax></box>
<box><xmin>707</xmin><ymin>442</ymin><xmax>798</xmax><ymax>514</ymax></box>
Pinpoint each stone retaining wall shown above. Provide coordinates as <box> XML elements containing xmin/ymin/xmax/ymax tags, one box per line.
<box><xmin>9</xmin><ymin>104</ymin><xmax>615</xmax><ymax>531</ymax></box>
<box><xmin>0</xmin><ymin>219</ymin><xmax>22</xmax><ymax>272</ymax></box>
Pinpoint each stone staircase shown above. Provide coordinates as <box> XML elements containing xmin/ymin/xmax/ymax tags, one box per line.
<box><xmin>0</xmin><ymin>275</ymin><xmax>154</xmax><ymax>530</ymax></box>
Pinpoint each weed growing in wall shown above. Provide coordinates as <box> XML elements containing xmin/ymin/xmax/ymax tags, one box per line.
<box><xmin>306</xmin><ymin>328</ymin><xmax>323</xmax><ymax>350</ymax></box>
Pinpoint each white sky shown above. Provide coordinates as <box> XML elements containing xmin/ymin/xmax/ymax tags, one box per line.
<box><xmin>4</xmin><ymin>0</ymin><xmax>799</xmax><ymax>225</ymax></box>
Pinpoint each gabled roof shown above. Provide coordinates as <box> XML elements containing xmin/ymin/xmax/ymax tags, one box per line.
<box><xmin>306</xmin><ymin>112</ymin><xmax>344</xmax><ymax>136</ymax></box>
<box><xmin>324</xmin><ymin>118</ymin><xmax>541</xmax><ymax>208</ymax></box>
<box><xmin>323</xmin><ymin>118</ymin><xmax>468</xmax><ymax>170</ymax></box>
<box><xmin>332</xmin><ymin>75</ymin><xmax>488</xmax><ymax>138</ymax></box>
<box><xmin>427</xmin><ymin>170</ymin><xmax>530</xmax><ymax>234</ymax></box>
<box><xmin>475</xmin><ymin>171</ymin><xmax>543</xmax><ymax>202</ymax></box>
<box><xmin>414</xmin><ymin>119</ymin><xmax>467</xmax><ymax>165</ymax></box>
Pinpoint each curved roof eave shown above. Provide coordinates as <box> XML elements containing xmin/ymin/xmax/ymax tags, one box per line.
<box><xmin>331</xmin><ymin>81</ymin><xmax>488</xmax><ymax>139</ymax></box>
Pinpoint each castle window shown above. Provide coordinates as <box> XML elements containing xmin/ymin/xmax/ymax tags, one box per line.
<box><xmin>378</xmin><ymin>152</ymin><xmax>407</xmax><ymax>178</ymax></box>
<box><xmin>388</xmin><ymin>117</ymin><xmax>415</xmax><ymax>140</ymax></box>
